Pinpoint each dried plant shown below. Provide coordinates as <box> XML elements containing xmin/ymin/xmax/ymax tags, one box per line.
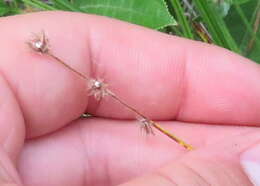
<box><xmin>88</xmin><ymin>79</ymin><xmax>110</xmax><ymax>100</ymax></box>
<box><xmin>27</xmin><ymin>31</ymin><xmax>193</xmax><ymax>150</ymax></box>
<box><xmin>27</xmin><ymin>31</ymin><xmax>50</xmax><ymax>54</ymax></box>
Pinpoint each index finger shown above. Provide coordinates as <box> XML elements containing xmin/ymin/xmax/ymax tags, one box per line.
<box><xmin>0</xmin><ymin>11</ymin><xmax>260</xmax><ymax>138</ymax></box>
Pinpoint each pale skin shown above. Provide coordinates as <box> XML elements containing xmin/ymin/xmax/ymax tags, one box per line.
<box><xmin>0</xmin><ymin>11</ymin><xmax>260</xmax><ymax>186</ymax></box>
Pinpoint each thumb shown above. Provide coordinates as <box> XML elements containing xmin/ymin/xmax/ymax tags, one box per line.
<box><xmin>0</xmin><ymin>147</ymin><xmax>22</xmax><ymax>186</ymax></box>
<box><xmin>119</xmin><ymin>131</ymin><xmax>260</xmax><ymax>186</ymax></box>
<box><xmin>241</xmin><ymin>143</ymin><xmax>260</xmax><ymax>185</ymax></box>
<box><xmin>119</xmin><ymin>154</ymin><xmax>252</xmax><ymax>186</ymax></box>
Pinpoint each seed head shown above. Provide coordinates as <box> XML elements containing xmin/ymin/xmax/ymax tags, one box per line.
<box><xmin>88</xmin><ymin>79</ymin><xmax>109</xmax><ymax>100</ymax></box>
<box><xmin>137</xmin><ymin>117</ymin><xmax>154</xmax><ymax>135</ymax></box>
<box><xmin>28</xmin><ymin>31</ymin><xmax>50</xmax><ymax>54</ymax></box>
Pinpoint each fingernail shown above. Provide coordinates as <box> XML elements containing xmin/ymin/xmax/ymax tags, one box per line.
<box><xmin>240</xmin><ymin>144</ymin><xmax>260</xmax><ymax>186</ymax></box>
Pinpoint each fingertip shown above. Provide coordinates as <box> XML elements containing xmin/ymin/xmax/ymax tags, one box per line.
<box><xmin>0</xmin><ymin>11</ymin><xmax>90</xmax><ymax>138</ymax></box>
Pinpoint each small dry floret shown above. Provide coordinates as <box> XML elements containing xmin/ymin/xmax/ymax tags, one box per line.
<box><xmin>88</xmin><ymin>79</ymin><xmax>109</xmax><ymax>100</ymax></box>
<box><xmin>137</xmin><ymin>117</ymin><xmax>154</xmax><ymax>135</ymax></box>
<box><xmin>27</xmin><ymin>31</ymin><xmax>50</xmax><ymax>54</ymax></box>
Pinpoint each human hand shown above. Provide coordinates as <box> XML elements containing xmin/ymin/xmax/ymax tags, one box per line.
<box><xmin>0</xmin><ymin>11</ymin><xmax>260</xmax><ymax>186</ymax></box>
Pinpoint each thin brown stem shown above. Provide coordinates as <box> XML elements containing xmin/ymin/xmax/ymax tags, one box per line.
<box><xmin>106</xmin><ymin>90</ymin><xmax>147</xmax><ymax>119</ymax></box>
<box><xmin>38</xmin><ymin>48</ymin><xmax>193</xmax><ymax>150</ymax></box>
<box><xmin>247</xmin><ymin>7</ymin><xmax>260</xmax><ymax>52</ymax></box>
<box><xmin>107</xmin><ymin>91</ymin><xmax>193</xmax><ymax>150</ymax></box>
<box><xmin>47</xmin><ymin>53</ymin><xmax>89</xmax><ymax>80</ymax></box>
<box><xmin>152</xmin><ymin>122</ymin><xmax>193</xmax><ymax>150</ymax></box>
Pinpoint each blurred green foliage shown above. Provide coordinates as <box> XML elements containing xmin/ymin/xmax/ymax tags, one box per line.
<box><xmin>0</xmin><ymin>0</ymin><xmax>259</xmax><ymax>63</ymax></box>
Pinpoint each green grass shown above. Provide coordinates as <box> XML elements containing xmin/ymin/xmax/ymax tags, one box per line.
<box><xmin>0</xmin><ymin>0</ymin><xmax>260</xmax><ymax>63</ymax></box>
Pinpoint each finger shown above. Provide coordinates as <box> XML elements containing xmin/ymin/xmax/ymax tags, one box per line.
<box><xmin>0</xmin><ymin>64</ymin><xmax>24</xmax><ymax>184</ymax></box>
<box><xmin>0</xmin><ymin>74</ymin><xmax>24</xmax><ymax>185</ymax></box>
<box><xmin>1</xmin><ymin>12</ymin><xmax>91</xmax><ymax>137</ymax></box>
<box><xmin>18</xmin><ymin>118</ymin><xmax>260</xmax><ymax>186</ymax></box>
<box><xmin>0</xmin><ymin>74</ymin><xmax>24</xmax><ymax>161</ymax></box>
<box><xmin>1</xmin><ymin>11</ymin><xmax>260</xmax><ymax>139</ymax></box>
<box><xmin>120</xmin><ymin>131</ymin><xmax>260</xmax><ymax>186</ymax></box>
<box><xmin>0</xmin><ymin>147</ymin><xmax>22</xmax><ymax>185</ymax></box>
<box><xmin>119</xmin><ymin>152</ymin><xmax>251</xmax><ymax>186</ymax></box>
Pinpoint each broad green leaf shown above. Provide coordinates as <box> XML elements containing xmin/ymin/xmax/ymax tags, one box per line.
<box><xmin>77</xmin><ymin>0</ymin><xmax>176</xmax><ymax>29</ymax></box>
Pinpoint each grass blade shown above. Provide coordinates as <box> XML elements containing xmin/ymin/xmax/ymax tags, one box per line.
<box><xmin>22</xmin><ymin>0</ymin><xmax>56</xmax><ymax>11</ymax></box>
<box><xmin>194</xmin><ymin>0</ymin><xmax>240</xmax><ymax>53</ymax></box>
<box><xmin>168</xmin><ymin>0</ymin><xmax>194</xmax><ymax>39</ymax></box>
<box><xmin>237</xmin><ymin>1</ymin><xmax>260</xmax><ymax>55</ymax></box>
<box><xmin>52</xmin><ymin>0</ymin><xmax>80</xmax><ymax>12</ymax></box>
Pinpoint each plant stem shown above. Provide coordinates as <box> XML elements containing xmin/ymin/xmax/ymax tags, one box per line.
<box><xmin>194</xmin><ymin>0</ymin><xmax>240</xmax><ymax>53</ymax></box>
<box><xmin>45</xmin><ymin>51</ymin><xmax>193</xmax><ymax>150</ymax></box>
<box><xmin>47</xmin><ymin>53</ymin><xmax>88</xmax><ymax>80</ymax></box>
<box><xmin>234</xmin><ymin>4</ymin><xmax>260</xmax><ymax>55</ymax></box>
<box><xmin>107</xmin><ymin>90</ymin><xmax>193</xmax><ymax>150</ymax></box>
<box><xmin>169</xmin><ymin>0</ymin><xmax>194</xmax><ymax>39</ymax></box>
<box><xmin>22</xmin><ymin>0</ymin><xmax>56</xmax><ymax>10</ymax></box>
<box><xmin>152</xmin><ymin>122</ymin><xmax>193</xmax><ymax>150</ymax></box>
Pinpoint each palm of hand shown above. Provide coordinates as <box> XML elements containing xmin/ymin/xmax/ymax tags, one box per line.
<box><xmin>0</xmin><ymin>12</ymin><xmax>259</xmax><ymax>186</ymax></box>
